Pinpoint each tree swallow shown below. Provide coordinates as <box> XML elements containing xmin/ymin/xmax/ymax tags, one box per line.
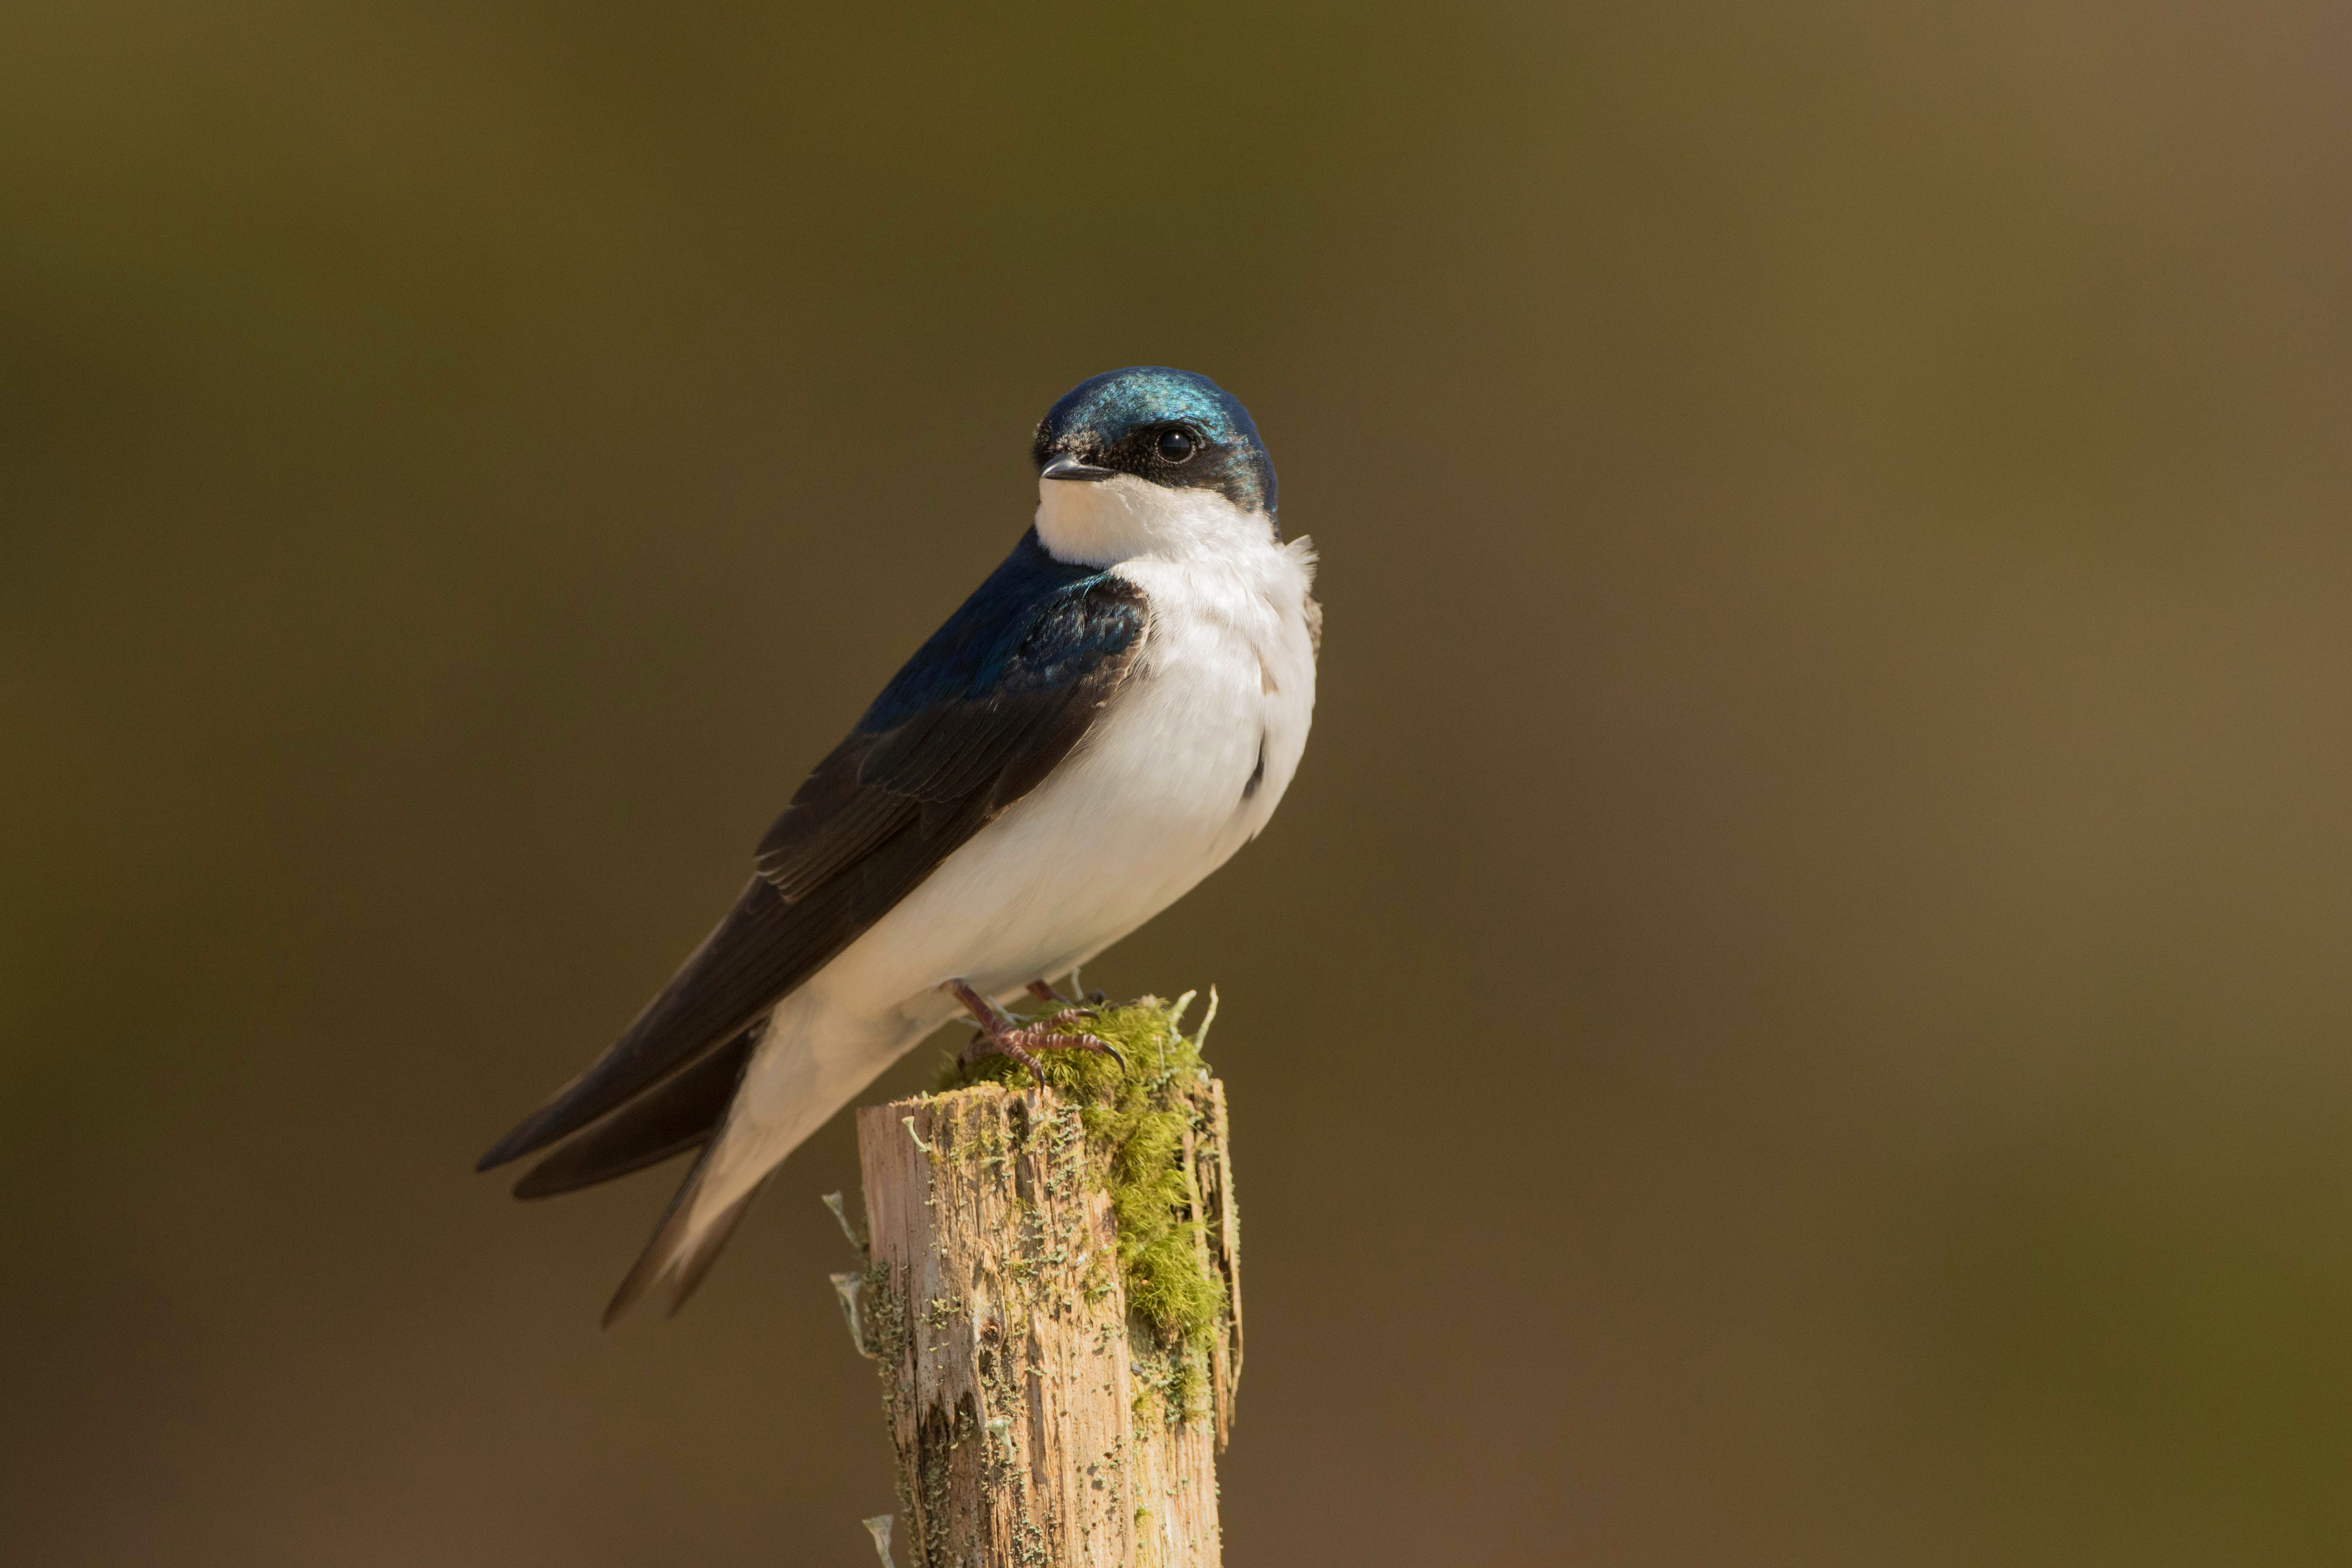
<box><xmin>477</xmin><ymin>367</ymin><xmax>1321</xmax><ymax>1322</ymax></box>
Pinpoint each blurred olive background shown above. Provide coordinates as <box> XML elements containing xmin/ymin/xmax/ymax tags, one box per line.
<box><xmin>5</xmin><ymin>1</ymin><xmax>2350</xmax><ymax>1563</ymax></box>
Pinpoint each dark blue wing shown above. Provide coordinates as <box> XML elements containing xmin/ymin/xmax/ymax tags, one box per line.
<box><xmin>480</xmin><ymin>531</ymin><xmax>1147</xmax><ymax>1176</ymax></box>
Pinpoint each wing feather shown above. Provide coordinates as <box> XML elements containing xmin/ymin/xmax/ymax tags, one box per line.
<box><xmin>478</xmin><ymin>533</ymin><xmax>1146</xmax><ymax>1176</ymax></box>
<box><xmin>509</xmin><ymin>1026</ymin><xmax>758</xmax><ymax>1199</ymax></box>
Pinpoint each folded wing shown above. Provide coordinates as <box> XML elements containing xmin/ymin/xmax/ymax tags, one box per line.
<box><xmin>478</xmin><ymin>531</ymin><xmax>1148</xmax><ymax>1179</ymax></box>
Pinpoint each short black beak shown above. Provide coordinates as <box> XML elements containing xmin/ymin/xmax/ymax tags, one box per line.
<box><xmin>1040</xmin><ymin>453</ymin><xmax>1118</xmax><ymax>483</ymax></box>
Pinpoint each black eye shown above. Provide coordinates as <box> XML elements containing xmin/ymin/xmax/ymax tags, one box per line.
<box><xmin>1156</xmin><ymin>427</ymin><xmax>1197</xmax><ymax>463</ymax></box>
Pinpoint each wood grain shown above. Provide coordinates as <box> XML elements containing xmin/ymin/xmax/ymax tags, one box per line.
<box><xmin>854</xmin><ymin>1078</ymin><xmax>1241</xmax><ymax>1567</ymax></box>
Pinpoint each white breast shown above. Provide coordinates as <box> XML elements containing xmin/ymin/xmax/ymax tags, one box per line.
<box><xmin>820</xmin><ymin>475</ymin><xmax>1319</xmax><ymax>1010</ymax></box>
<box><xmin>1035</xmin><ymin>469</ymin><xmax>1319</xmax><ymax>914</ymax></box>
<box><xmin>686</xmin><ymin>478</ymin><xmax>1318</xmax><ymax>1228</ymax></box>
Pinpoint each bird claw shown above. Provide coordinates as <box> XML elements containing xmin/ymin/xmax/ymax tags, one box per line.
<box><xmin>1029</xmin><ymin>1027</ymin><xmax>1122</xmax><ymax>1070</ymax></box>
<box><xmin>945</xmin><ymin>980</ymin><xmax>1125</xmax><ymax>1084</ymax></box>
<box><xmin>961</xmin><ymin>1031</ymin><xmax>1046</xmax><ymax>1082</ymax></box>
<box><xmin>958</xmin><ymin>1027</ymin><xmax>1123</xmax><ymax>1084</ymax></box>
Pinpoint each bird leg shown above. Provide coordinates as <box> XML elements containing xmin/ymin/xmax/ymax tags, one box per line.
<box><xmin>1022</xmin><ymin>978</ymin><xmax>1106</xmax><ymax>1030</ymax></box>
<box><xmin>944</xmin><ymin>979</ymin><xmax>1124</xmax><ymax>1086</ymax></box>
<box><xmin>1025</xmin><ymin>975</ymin><xmax>1108</xmax><ymax>1006</ymax></box>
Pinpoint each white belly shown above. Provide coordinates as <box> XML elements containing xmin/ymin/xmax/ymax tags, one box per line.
<box><xmin>829</xmin><ymin>543</ymin><xmax>1317</xmax><ymax>1014</ymax></box>
<box><xmin>694</xmin><ymin>532</ymin><xmax>1318</xmax><ymax>1222</ymax></box>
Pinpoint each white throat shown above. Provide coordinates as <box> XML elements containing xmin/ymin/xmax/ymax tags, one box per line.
<box><xmin>1035</xmin><ymin>474</ymin><xmax>1274</xmax><ymax>567</ymax></box>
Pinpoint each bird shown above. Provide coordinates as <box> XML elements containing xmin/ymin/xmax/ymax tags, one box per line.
<box><xmin>477</xmin><ymin>367</ymin><xmax>1321</xmax><ymax>1323</ymax></box>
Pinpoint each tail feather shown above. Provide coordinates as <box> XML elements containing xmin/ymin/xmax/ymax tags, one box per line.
<box><xmin>587</xmin><ymin>993</ymin><xmax>928</xmax><ymax>1326</ymax></box>
<box><xmin>600</xmin><ymin>1147</ymin><xmax>769</xmax><ymax>1327</ymax></box>
<box><xmin>664</xmin><ymin>1176</ymin><xmax>769</xmax><ymax>1315</ymax></box>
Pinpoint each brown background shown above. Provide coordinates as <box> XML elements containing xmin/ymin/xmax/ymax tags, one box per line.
<box><xmin>6</xmin><ymin>2</ymin><xmax>2351</xmax><ymax>1563</ymax></box>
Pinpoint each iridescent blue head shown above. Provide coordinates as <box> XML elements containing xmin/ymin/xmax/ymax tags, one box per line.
<box><xmin>1032</xmin><ymin>367</ymin><xmax>1279</xmax><ymax>524</ymax></box>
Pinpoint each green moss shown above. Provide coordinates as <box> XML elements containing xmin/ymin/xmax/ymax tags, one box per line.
<box><xmin>935</xmin><ymin>990</ymin><xmax>1228</xmax><ymax>1419</ymax></box>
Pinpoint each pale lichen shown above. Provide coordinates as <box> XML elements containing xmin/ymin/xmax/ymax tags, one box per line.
<box><xmin>937</xmin><ymin>990</ymin><xmax>1229</xmax><ymax>1423</ymax></box>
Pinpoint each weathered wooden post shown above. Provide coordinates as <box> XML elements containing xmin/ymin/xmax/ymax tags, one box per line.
<box><xmin>831</xmin><ymin>992</ymin><xmax>1243</xmax><ymax>1567</ymax></box>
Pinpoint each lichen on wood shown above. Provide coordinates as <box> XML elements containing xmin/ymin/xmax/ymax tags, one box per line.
<box><xmin>853</xmin><ymin>991</ymin><xmax>1243</xmax><ymax>1566</ymax></box>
